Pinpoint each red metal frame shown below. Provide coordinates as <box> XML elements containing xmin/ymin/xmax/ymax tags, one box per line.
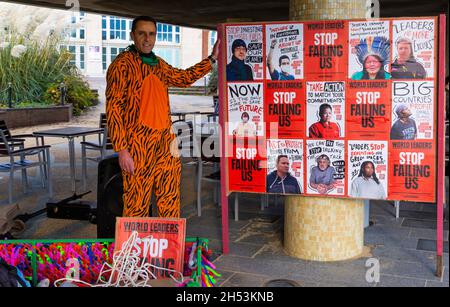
<box><xmin>436</xmin><ymin>13</ymin><xmax>446</xmax><ymax>278</ymax></box>
<box><xmin>218</xmin><ymin>24</ymin><xmax>230</xmax><ymax>254</ymax></box>
<box><xmin>217</xmin><ymin>16</ymin><xmax>447</xmax><ymax>264</ymax></box>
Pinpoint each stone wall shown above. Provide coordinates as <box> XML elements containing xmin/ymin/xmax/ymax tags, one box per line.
<box><xmin>0</xmin><ymin>105</ymin><xmax>72</xmax><ymax>128</ymax></box>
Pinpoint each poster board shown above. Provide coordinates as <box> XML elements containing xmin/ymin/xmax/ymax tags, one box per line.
<box><xmin>220</xmin><ymin>17</ymin><xmax>438</xmax><ymax>203</ymax></box>
<box><xmin>115</xmin><ymin>217</ymin><xmax>186</xmax><ymax>279</ymax></box>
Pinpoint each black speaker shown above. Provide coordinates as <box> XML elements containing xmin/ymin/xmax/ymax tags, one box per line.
<box><xmin>96</xmin><ymin>154</ymin><xmax>124</xmax><ymax>238</ymax></box>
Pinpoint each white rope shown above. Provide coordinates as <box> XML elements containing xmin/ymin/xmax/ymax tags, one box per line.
<box><xmin>54</xmin><ymin>231</ymin><xmax>184</xmax><ymax>287</ymax></box>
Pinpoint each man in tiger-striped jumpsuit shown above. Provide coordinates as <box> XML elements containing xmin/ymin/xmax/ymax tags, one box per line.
<box><xmin>106</xmin><ymin>16</ymin><xmax>220</xmax><ymax>218</ymax></box>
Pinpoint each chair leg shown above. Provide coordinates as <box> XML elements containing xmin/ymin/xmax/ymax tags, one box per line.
<box><xmin>9</xmin><ymin>167</ymin><xmax>14</xmax><ymax>204</ymax></box>
<box><xmin>197</xmin><ymin>161</ymin><xmax>202</xmax><ymax>217</ymax></box>
<box><xmin>46</xmin><ymin>148</ymin><xmax>53</xmax><ymax>199</ymax></box>
<box><xmin>38</xmin><ymin>150</ymin><xmax>45</xmax><ymax>188</ymax></box>
<box><xmin>81</xmin><ymin>145</ymin><xmax>87</xmax><ymax>191</ymax></box>
<box><xmin>19</xmin><ymin>153</ymin><xmax>28</xmax><ymax>193</ymax></box>
<box><xmin>261</xmin><ymin>194</ymin><xmax>268</xmax><ymax>211</ymax></box>
<box><xmin>234</xmin><ymin>193</ymin><xmax>239</xmax><ymax>221</ymax></box>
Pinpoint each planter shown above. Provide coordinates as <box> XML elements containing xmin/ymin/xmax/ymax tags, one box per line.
<box><xmin>0</xmin><ymin>105</ymin><xmax>73</xmax><ymax>128</ymax></box>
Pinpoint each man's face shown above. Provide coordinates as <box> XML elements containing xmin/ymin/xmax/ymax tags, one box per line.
<box><xmin>320</xmin><ymin>108</ymin><xmax>332</xmax><ymax>123</ymax></box>
<box><xmin>318</xmin><ymin>158</ymin><xmax>329</xmax><ymax>171</ymax></box>
<box><xmin>277</xmin><ymin>157</ymin><xmax>290</xmax><ymax>175</ymax></box>
<box><xmin>130</xmin><ymin>21</ymin><xmax>157</xmax><ymax>54</ymax></box>
<box><xmin>233</xmin><ymin>46</ymin><xmax>247</xmax><ymax>61</ymax></box>
<box><xmin>280</xmin><ymin>58</ymin><xmax>290</xmax><ymax>73</ymax></box>
<box><xmin>363</xmin><ymin>163</ymin><xmax>374</xmax><ymax>178</ymax></box>
<box><xmin>365</xmin><ymin>55</ymin><xmax>382</xmax><ymax>75</ymax></box>
<box><xmin>400</xmin><ymin>107</ymin><xmax>412</xmax><ymax>119</ymax></box>
<box><xmin>397</xmin><ymin>42</ymin><xmax>412</xmax><ymax>62</ymax></box>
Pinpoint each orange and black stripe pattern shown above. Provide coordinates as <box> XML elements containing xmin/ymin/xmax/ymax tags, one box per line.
<box><xmin>106</xmin><ymin>48</ymin><xmax>212</xmax><ymax>218</ymax></box>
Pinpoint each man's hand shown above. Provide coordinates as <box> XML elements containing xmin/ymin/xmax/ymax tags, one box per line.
<box><xmin>118</xmin><ymin>149</ymin><xmax>135</xmax><ymax>175</ymax></box>
<box><xmin>270</xmin><ymin>39</ymin><xmax>277</xmax><ymax>49</ymax></box>
<box><xmin>211</xmin><ymin>39</ymin><xmax>221</xmax><ymax>61</ymax></box>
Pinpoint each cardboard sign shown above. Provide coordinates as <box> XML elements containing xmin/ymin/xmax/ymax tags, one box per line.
<box><xmin>115</xmin><ymin>217</ymin><xmax>186</xmax><ymax>279</ymax></box>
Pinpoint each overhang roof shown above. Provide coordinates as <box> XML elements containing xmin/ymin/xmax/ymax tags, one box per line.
<box><xmin>2</xmin><ymin>0</ymin><xmax>449</xmax><ymax>30</ymax></box>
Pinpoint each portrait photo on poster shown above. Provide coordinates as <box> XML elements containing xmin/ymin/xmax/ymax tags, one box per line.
<box><xmin>348</xmin><ymin>20</ymin><xmax>391</xmax><ymax>80</ymax></box>
<box><xmin>306</xmin><ymin>140</ymin><xmax>345</xmax><ymax>196</ymax></box>
<box><xmin>265</xmin><ymin>23</ymin><xmax>304</xmax><ymax>81</ymax></box>
<box><xmin>226</xmin><ymin>25</ymin><xmax>264</xmax><ymax>81</ymax></box>
<box><xmin>227</xmin><ymin>82</ymin><xmax>264</xmax><ymax>137</ymax></box>
<box><xmin>391</xmin><ymin>19</ymin><xmax>435</xmax><ymax>79</ymax></box>
<box><xmin>348</xmin><ymin>141</ymin><xmax>388</xmax><ymax>200</ymax></box>
<box><xmin>266</xmin><ymin>139</ymin><xmax>303</xmax><ymax>194</ymax></box>
<box><xmin>391</xmin><ymin>81</ymin><xmax>434</xmax><ymax>140</ymax></box>
<box><xmin>306</xmin><ymin>81</ymin><xmax>345</xmax><ymax>139</ymax></box>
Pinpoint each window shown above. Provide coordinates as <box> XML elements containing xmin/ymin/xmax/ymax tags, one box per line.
<box><xmin>109</xmin><ymin>16</ymin><xmax>127</xmax><ymax>40</ymax></box>
<box><xmin>102</xmin><ymin>16</ymin><xmax>107</xmax><ymax>40</ymax></box>
<box><xmin>210</xmin><ymin>31</ymin><xmax>217</xmax><ymax>47</ymax></box>
<box><xmin>102</xmin><ymin>47</ymin><xmax>107</xmax><ymax>71</ymax></box>
<box><xmin>153</xmin><ymin>47</ymin><xmax>181</xmax><ymax>67</ymax></box>
<box><xmin>68</xmin><ymin>12</ymin><xmax>86</xmax><ymax>40</ymax></box>
<box><xmin>102</xmin><ymin>16</ymin><xmax>132</xmax><ymax>41</ymax></box>
<box><xmin>79</xmin><ymin>46</ymin><xmax>85</xmax><ymax>69</ymax></box>
<box><xmin>111</xmin><ymin>47</ymin><xmax>118</xmax><ymax>62</ymax></box>
<box><xmin>62</xmin><ymin>45</ymin><xmax>85</xmax><ymax>71</ymax></box>
<box><xmin>68</xmin><ymin>46</ymin><xmax>76</xmax><ymax>65</ymax></box>
<box><xmin>156</xmin><ymin>23</ymin><xmax>181</xmax><ymax>44</ymax></box>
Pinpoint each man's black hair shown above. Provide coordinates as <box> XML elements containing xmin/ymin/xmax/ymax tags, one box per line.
<box><xmin>132</xmin><ymin>16</ymin><xmax>157</xmax><ymax>32</ymax></box>
<box><xmin>319</xmin><ymin>103</ymin><xmax>332</xmax><ymax>117</ymax></box>
<box><xmin>277</xmin><ymin>155</ymin><xmax>289</xmax><ymax>164</ymax></box>
<box><xmin>279</xmin><ymin>55</ymin><xmax>290</xmax><ymax>66</ymax></box>
<box><xmin>358</xmin><ymin>161</ymin><xmax>380</xmax><ymax>185</ymax></box>
<box><xmin>241</xmin><ymin>112</ymin><xmax>250</xmax><ymax>120</ymax></box>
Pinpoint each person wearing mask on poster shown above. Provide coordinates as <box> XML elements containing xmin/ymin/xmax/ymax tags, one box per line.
<box><xmin>266</xmin><ymin>155</ymin><xmax>302</xmax><ymax>194</ymax></box>
<box><xmin>391</xmin><ymin>37</ymin><xmax>427</xmax><ymax>79</ymax></box>
<box><xmin>308</xmin><ymin>103</ymin><xmax>341</xmax><ymax>139</ymax></box>
<box><xmin>350</xmin><ymin>161</ymin><xmax>386</xmax><ymax>199</ymax></box>
<box><xmin>232</xmin><ymin>112</ymin><xmax>257</xmax><ymax>136</ymax></box>
<box><xmin>352</xmin><ymin>36</ymin><xmax>391</xmax><ymax>80</ymax></box>
<box><xmin>390</xmin><ymin>104</ymin><xmax>418</xmax><ymax>140</ymax></box>
<box><xmin>267</xmin><ymin>39</ymin><xmax>295</xmax><ymax>81</ymax></box>
<box><xmin>309</xmin><ymin>154</ymin><xmax>336</xmax><ymax>195</ymax></box>
<box><xmin>226</xmin><ymin>39</ymin><xmax>254</xmax><ymax>81</ymax></box>
<box><xmin>106</xmin><ymin>16</ymin><xmax>219</xmax><ymax>218</ymax></box>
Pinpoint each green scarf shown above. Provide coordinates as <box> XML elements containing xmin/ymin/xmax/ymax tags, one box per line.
<box><xmin>128</xmin><ymin>44</ymin><xmax>159</xmax><ymax>66</ymax></box>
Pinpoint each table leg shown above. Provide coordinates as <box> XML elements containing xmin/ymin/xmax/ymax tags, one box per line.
<box><xmin>68</xmin><ymin>137</ymin><xmax>76</xmax><ymax>193</ymax></box>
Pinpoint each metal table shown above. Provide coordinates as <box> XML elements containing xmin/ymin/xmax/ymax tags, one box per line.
<box><xmin>33</xmin><ymin>127</ymin><xmax>104</xmax><ymax>193</ymax></box>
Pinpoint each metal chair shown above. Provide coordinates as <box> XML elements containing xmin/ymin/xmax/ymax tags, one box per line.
<box><xmin>0</xmin><ymin>127</ymin><xmax>52</xmax><ymax>204</ymax></box>
<box><xmin>80</xmin><ymin>113</ymin><xmax>113</xmax><ymax>190</ymax></box>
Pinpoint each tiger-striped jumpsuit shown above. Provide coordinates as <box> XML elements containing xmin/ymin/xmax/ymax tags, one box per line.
<box><xmin>106</xmin><ymin>48</ymin><xmax>212</xmax><ymax>218</ymax></box>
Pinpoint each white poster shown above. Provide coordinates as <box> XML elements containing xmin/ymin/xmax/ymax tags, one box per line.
<box><xmin>306</xmin><ymin>139</ymin><xmax>345</xmax><ymax>196</ymax></box>
<box><xmin>348</xmin><ymin>21</ymin><xmax>390</xmax><ymax>80</ymax></box>
<box><xmin>306</xmin><ymin>81</ymin><xmax>345</xmax><ymax>138</ymax></box>
<box><xmin>391</xmin><ymin>81</ymin><xmax>434</xmax><ymax>140</ymax></box>
<box><xmin>266</xmin><ymin>139</ymin><xmax>303</xmax><ymax>194</ymax></box>
<box><xmin>265</xmin><ymin>23</ymin><xmax>304</xmax><ymax>80</ymax></box>
<box><xmin>392</xmin><ymin>19</ymin><xmax>435</xmax><ymax>79</ymax></box>
<box><xmin>226</xmin><ymin>25</ymin><xmax>264</xmax><ymax>81</ymax></box>
<box><xmin>348</xmin><ymin>141</ymin><xmax>388</xmax><ymax>199</ymax></box>
<box><xmin>227</xmin><ymin>82</ymin><xmax>264</xmax><ymax>137</ymax></box>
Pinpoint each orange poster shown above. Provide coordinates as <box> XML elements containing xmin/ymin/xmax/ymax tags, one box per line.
<box><xmin>388</xmin><ymin>140</ymin><xmax>436</xmax><ymax>202</ymax></box>
<box><xmin>265</xmin><ymin>81</ymin><xmax>305</xmax><ymax>138</ymax></box>
<box><xmin>347</xmin><ymin>80</ymin><xmax>391</xmax><ymax>139</ymax></box>
<box><xmin>303</xmin><ymin>20</ymin><xmax>348</xmax><ymax>80</ymax></box>
<box><xmin>228</xmin><ymin>136</ymin><xmax>267</xmax><ymax>192</ymax></box>
<box><xmin>115</xmin><ymin>217</ymin><xmax>186</xmax><ymax>279</ymax></box>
